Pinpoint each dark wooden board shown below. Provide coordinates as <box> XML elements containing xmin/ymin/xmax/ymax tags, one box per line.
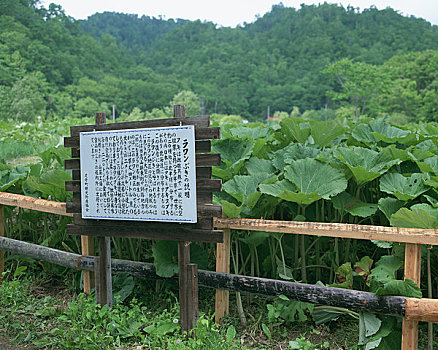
<box><xmin>73</xmin><ymin>214</ymin><xmax>213</xmax><ymax>230</ymax></box>
<box><xmin>65</xmin><ymin>153</ymin><xmax>220</xmax><ymax>170</ymax></box>
<box><xmin>65</xmin><ymin>127</ymin><xmax>220</xmax><ymax>148</ymax></box>
<box><xmin>69</xmin><ymin>115</ymin><xmax>210</xmax><ymax>137</ymax></box>
<box><xmin>67</xmin><ymin>224</ymin><xmax>223</xmax><ymax>243</ymax></box>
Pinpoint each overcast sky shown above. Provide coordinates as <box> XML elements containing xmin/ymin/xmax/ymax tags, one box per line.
<box><xmin>40</xmin><ymin>0</ymin><xmax>438</xmax><ymax>26</ymax></box>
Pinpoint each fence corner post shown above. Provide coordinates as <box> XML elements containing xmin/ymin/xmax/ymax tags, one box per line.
<box><xmin>215</xmin><ymin>227</ymin><xmax>230</xmax><ymax>324</ymax></box>
<box><xmin>402</xmin><ymin>243</ymin><xmax>422</xmax><ymax>350</ymax></box>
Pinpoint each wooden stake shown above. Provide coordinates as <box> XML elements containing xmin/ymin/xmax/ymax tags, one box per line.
<box><xmin>178</xmin><ymin>241</ymin><xmax>191</xmax><ymax>334</ymax></box>
<box><xmin>81</xmin><ymin>235</ymin><xmax>94</xmax><ymax>293</ymax></box>
<box><xmin>402</xmin><ymin>243</ymin><xmax>422</xmax><ymax>350</ymax></box>
<box><xmin>81</xmin><ymin>111</ymin><xmax>106</xmax><ymax>294</ymax></box>
<box><xmin>0</xmin><ymin>205</ymin><xmax>4</xmax><ymax>284</ymax></box>
<box><xmin>95</xmin><ymin>236</ymin><xmax>112</xmax><ymax>307</ymax></box>
<box><xmin>215</xmin><ymin>227</ymin><xmax>230</xmax><ymax>324</ymax></box>
<box><xmin>186</xmin><ymin>263</ymin><xmax>198</xmax><ymax>333</ymax></box>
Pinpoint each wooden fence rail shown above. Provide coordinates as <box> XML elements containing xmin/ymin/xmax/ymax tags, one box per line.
<box><xmin>1</xmin><ymin>236</ymin><xmax>437</xmax><ymax>323</ymax></box>
<box><xmin>1</xmin><ymin>191</ymin><xmax>437</xmax><ymax>349</ymax></box>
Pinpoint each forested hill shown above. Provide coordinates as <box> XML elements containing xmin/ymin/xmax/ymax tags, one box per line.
<box><xmin>80</xmin><ymin>12</ymin><xmax>186</xmax><ymax>53</ymax></box>
<box><xmin>1</xmin><ymin>1</ymin><xmax>438</xmax><ymax>122</ymax></box>
<box><xmin>81</xmin><ymin>4</ymin><xmax>438</xmax><ymax>117</ymax></box>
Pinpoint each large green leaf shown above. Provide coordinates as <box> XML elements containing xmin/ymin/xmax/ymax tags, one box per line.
<box><xmin>310</xmin><ymin>119</ymin><xmax>347</xmax><ymax>147</ymax></box>
<box><xmin>378</xmin><ymin>197</ymin><xmax>404</xmax><ymax>221</ymax></box>
<box><xmin>152</xmin><ymin>241</ymin><xmax>178</xmax><ymax>278</ymax></box>
<box><xmin>212</xmin><ymin>137</ymin><xmax>254</xmax><ymax>169</ymax></box>
<box><xmin>379</xmin><ymin>173</ymin><xmax>429</xmax><ymax>201</ymax></box>
<box><xmin>375</xmin><ymin>279</ymin><xmax>422</xmax><ymax>298</ymax></box>
<box><xmin>269</xmin><ymin>143</ymin><xmax>297</xmax><ymax>172</ymax></box>
<box><xmin>332</xmin><ymin>191</ymin><xmax>378</xmax><ymax>218</ymax></box>
<box><xmin>283</xmin><ymin>144</ymin><xmax>320</xmax><ymax>163</ymax></box>
<box><xmin>415</xmin><ymin>155</ymin><xmax>438</xmax><ymax>173</ymax></box>
<box><xmin>240</xmin><ymin>231</ymin><xmax>271</xmax><ymax>247</ymax></box>
<box><xmin>369</xmin><ymin>255</ymin><xmax>402</xmax><ymax>286</ymax></box>
<box><xmin>328</xmin><ymin>262</ymin><xmax>353</xmax><ymax>289</ymax></box>
<box><xmin>351</xmin><ymin>124</ymin><xmax>377</xmax><ymax>144</ymax></box>
<box><xmin>220</xmin><ymin>200</ymin><xmax>242</xmax><ymax>218</ymax></box>
<box><xmin>230</xmin><ymin>125</ymin><xmax>271</xmax><ymax>139</ymax></box>
<box><xmin>245</xmin><ymin>157</ymin><xmax>275</xmax><ymax>176</ymax></box>
<box><xmin>0</xmin><ymin>167</ymin><xmax>28</xmax><ymax>191</ymax></box>
<box><xmin>334</xmin><ymin>147</ymin><xmax>400</xmax><ymax>186</ymax></box>
<box><xmin>223</xmin><ymin>174</ymin><xmax>274</xmax><ymax>207</ymax></box>
<box><xmin>259</xmin><ymin>179</ymin><xmax>321</xmax><ymax>205</ymax></box>
<box><xmin>390</xmin><ymin>207</ymin><xmax>438</xmax><ymax>229</ymax></box>
<box><xmin>284</xmin><ymin>158</ymin><xmax>347</xmax><ymax>200</ymax></box>
<box><xmin>279</xmin><ymin>118</ymin><xmax>311</xmax><ymax>144</ymax></box>
<box><xmin>152</xmin><ymin>241</ymin><xmax>209</xmax><ymax>278</ymax></box>
<box><xmin>369</xmin><ymin>118</ymin><xmax>414</xmax><ymax>145</ymax></box>
<box><xmin>359</xmin><ymin>312</ymin><xmax>381</xmax><ymax>342</ymax></box>
<box><xmin>352</xmin><ymin>118</ymin><xmax>416</xmax><ymax>145</ymax></box>
<box><xmin>26</xmin><ymin>168</ymin><xmax>71</xmax><ymax>201</ymax></box>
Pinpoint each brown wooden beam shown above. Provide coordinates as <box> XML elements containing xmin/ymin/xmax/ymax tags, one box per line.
<box><xmin>0</xmin><ymin>192</ymin><xmax>72</xmax><ymax>217</ymax></box>
<box><xmin>214</xmin><ymin>217</ymin><xmax>438</xmax><ymax>246</ymax></box>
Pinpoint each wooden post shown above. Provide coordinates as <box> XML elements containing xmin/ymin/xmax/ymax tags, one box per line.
<box><xmin>178</xmin><ymin>241</ymin><xmax>191</xmax><ymax>334</ymax></box>
<box><xmin>402</xmin><ymin>243</ymin><xmax>422</xmax><ymax>350</ymax></box>
<box><xmin>79</xmin><ymin>111</ymin><xmax>107</xmax><ymax>294</ymax></box>
<box><xmin>186</xmin><ymin>263</ymin><xmax>198</xmax><ymax>330</ymax></box>
<box><xmin>95</xmin><ymin>237</ymin><xmax>112</xmax><ymax>307</ymax></box>
<box><xmin>215</xmin><ymin>227</ymin><xmax>230</xmax><ymax>323</ymax></box>
<box><xmin>0</xmin><ymin>205</ymin><xmax>4</xmax><ymax>284</ymax></box>
<box><xmin>93</xmin><ymin>112</ymin><xmax>112</xmax><ymax>307</ymax></box>
<box><xmin>174</xmin><ymin>104</ymin><xmax>198</xmax><ymax>335</ymax></box>
<box><xmin>81</xmin><ymin>235</ymin><xmax>94</xmax><ymax>293</ymax></box>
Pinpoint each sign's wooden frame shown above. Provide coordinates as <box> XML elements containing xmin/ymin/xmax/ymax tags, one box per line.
<box><xmin>64</xmin><ymin>109</ymin><xmax>223</xmax><ymax>243</ymax></box>
<box><xmin>64</xmin><ymin>106</ymin><xmax>223</xmax><ymax>334</ymax></box>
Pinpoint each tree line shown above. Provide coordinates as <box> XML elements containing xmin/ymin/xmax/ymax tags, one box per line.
<box><xmin>0</xmin><ymin>0</ymin><xmax>437</xmax><ymax>122</ymax></box>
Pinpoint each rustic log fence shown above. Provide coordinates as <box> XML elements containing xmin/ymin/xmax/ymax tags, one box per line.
<box><xmin>1</xmin><ymin>191</ymin><xmax>438</xmax><ymax>349</ymax></box>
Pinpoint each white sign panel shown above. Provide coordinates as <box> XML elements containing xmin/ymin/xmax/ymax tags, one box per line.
<box><xmin>80</xmin><ymin>125</ymin><xmax>197</xmax><ymax>223</ymax></box>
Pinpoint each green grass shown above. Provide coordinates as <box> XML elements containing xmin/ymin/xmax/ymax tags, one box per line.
<box><xmin>0</xmin><ymin>141</ymin><xmax>35</xmax><ymax>160</ymax></box>
<box><xmin>0</xmin><ymin>272</ymin><xmax>357</xmax><ymax>350</ymax></box>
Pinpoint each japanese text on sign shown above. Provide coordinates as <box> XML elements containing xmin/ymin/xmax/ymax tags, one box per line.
<box><xmin>80</xmin><ymin>125</ymin><xmax>197</xmax><ymax>223</ymax></box>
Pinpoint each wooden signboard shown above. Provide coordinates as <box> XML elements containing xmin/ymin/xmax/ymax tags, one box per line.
<box><xmin>64</xmin><ymin>109</ymin><xmax>223</xmax><ymax>243</ymax></box>
<box><xmin>64</xmin><ymin>106</ymin><xmax>223</xmax><ymax>334</ymax></box>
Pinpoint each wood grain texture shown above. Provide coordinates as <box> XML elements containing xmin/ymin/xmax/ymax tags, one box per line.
<box><xmin>178</xmin><ymin>241</ymin><xmax>190</xmax><ymax>334</ymax></box>
<box><xmin>72</xmin><ymin>214</ymin><xmax>213</xmax><ymax>230</ymax></box>
<box><xmin>67</xmin><ymin>224</ymin><xmax>224</xmax><ymax>243</ymax></box>
<box><xmin>215</xmin><ymin>228</ymin><xmax>230</xmax><ymax>324</ymax></box>
<box><xmin>81</xmin><ymin>235</ymin><xmax>94</xmax><ymax>293</ymax></box>
<box><xmin>214</xmin><ymin>217</ymin><xmax>438</xmax><ymax>245</ymax></box>
<box><xmin>405</xmin><ymin>298</ymin><xmax>438</xmax><ymax>322</ymax></box>
<box><xmin>65</xmin><ymin>127</ymin><xmax>219</xmax><ymax>148</ymax></box>
<box><xmin>0</xmin><ymin>192</ymin><xmax>72</xmax><ymax>217</ymax></box>
<box><xmin>69</xmin><ymin>115</ymin><xmax>210</xmax><ymax>137</ymax></box>
<box><xmin>402</xmin><ymin>243</ymin><xmax>422</xmax><ymax>350</ymax></box>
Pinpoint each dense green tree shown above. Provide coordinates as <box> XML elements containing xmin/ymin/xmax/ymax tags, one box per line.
<box><xmin>1</xmin><ymin>1</ymin><xmax>438</xmax><ymax>121</ymax></box>
<box><xmin>324</xmin><ymin>58</ymin><xmax>389</xmax><ymax>119</ymax></box>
